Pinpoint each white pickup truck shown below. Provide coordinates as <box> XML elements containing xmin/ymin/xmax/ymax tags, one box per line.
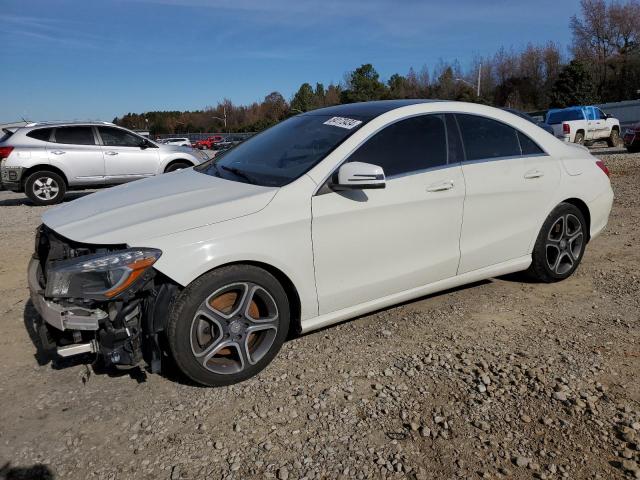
<box><xmin>545</xmin><ymin>106</ymin><xmax>620</xmax><ymax>146</ymax></box>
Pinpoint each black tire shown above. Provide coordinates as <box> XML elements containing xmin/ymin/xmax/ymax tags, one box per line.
<box><xmin>24</xmin><ymin>171</ymin><xmax>67</xmax><ymax>206</ymax></box>
<box><xmin>574</xmin><ymin>131</ymin><xmax>585</xmax><ymax>145</ymax></box>
<box><xmin>166</xmin><ymin>265</ymin><xmax>290</xmax><ymax>387</ymax></box>
<box><xmin>527</xmin><ymin>203</ymin><xmax>587</xmax><ymax>283</ymax></box>
<box><xmin>627</xmin><ymin>145</ymin><xmax>640</xmax><ymax>153</ymax></box>
<box><xmin>165</xmin><ymin>161</ymin><xmax>192</xmax><ymax>173</ymax></box>
<box><xmin>607</xmin><ymin>128</ymin><xmax>620</xmax><ymax>147</ymax></box>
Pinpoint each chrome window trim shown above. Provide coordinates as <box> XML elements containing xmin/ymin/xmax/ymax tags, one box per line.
<box><xmin>460</xmin><ymin>152</ymin><xmax>549</xmax><ymax>166</ymax></box>
<box><xmin>312</xmin><ymin>110</ymin><xmax>550</xmax><ymax>197</ymax></box>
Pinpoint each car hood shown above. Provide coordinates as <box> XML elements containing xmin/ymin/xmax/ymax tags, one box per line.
<box><xmin>42</xmin><ymin>169</ymin><xmax>278</xmax><ymax>245</ymax></box>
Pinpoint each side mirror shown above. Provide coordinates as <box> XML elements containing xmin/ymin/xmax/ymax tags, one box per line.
<box><xmin>333</xmin><ymin>162</ymin><xmax>386</xmax><ymax>190</ymax></box>
<box><xmin>139</xmin><ymin>139</ymin><xmax>150</xmax><ymax>149</ymax></box>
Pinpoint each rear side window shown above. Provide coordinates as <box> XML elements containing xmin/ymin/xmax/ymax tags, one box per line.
<box><xmin>517</xmin><ymin>131</ymin><xmax>545</xmax><ymax>155</ymax></box>
<box><xmin>26</xmin><ymin>128</ymin><xmax>52</xmax><ymax>142</ymax></box>
<box><xmin>455</xmin><ymin>114</ymin><xmax>521</xmax><ymax>161</ymax></box>
<box><xmin>53</xmin><ymin>126</ymin><xmax>95</xmax><ymax>145</ymax></box>
<box><xmin>98</xmin><ymin>127</ymin><xmax>142</xmax><ymax>147</ymax></box>
<box><xmin>347</xmin><ymin>114</ymin><xmax>448</xmax><ymax>177</ymax></box>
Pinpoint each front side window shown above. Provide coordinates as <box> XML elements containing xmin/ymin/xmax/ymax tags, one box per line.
<box><xmin>196</xmin><ymin>114</ymin><xmax>367</xmax><ymax>187</ymax></box>
<box><xmin>456</xmin><ymin>114</ymin><xmax>521</xmax><ymax>160</ymax></box>
<box><xmin>98</xmin><ymin>127</ymin><xmax>143</xmax><ymax>147</ymax></box>
<box><xmin>347</xmin><ymin>114</ymin><xmax>448</xmax><ymax>177</ymax></box>
<box><xmin>53</xmin><ymin>126</ymin><xmax>95</xmax><ymax>145</ymax></box>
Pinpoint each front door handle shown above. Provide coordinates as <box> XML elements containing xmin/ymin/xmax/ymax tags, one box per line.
<box><xmin>524</xmin><ymin>169</ymin><xmax>544</xmax><ymax>179</ymax></box>
<box><xmin>104</xmin><ymin>151</ymin><xmax>119</xmax><ymax>156</ymax></box>
<box><xmin>51</xmin><ymin>150</ymin><xmax>65</xmax><ymax>155</ymax></box>
<box><xmin>426</xmin><ymin>180</ymin><xmax>454</xmax><ymax>192</ymax></box>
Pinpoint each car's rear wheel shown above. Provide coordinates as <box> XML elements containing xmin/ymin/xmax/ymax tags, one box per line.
<box><xmin>167</xmin><ymin>265</ymin><xmax>290</xmax><ymax>387</ymax></box>
<box><xmin>24</xmin><ymin>171</ymin><xmax>67</xmax><ymax>206</ymax></box>
<box><xmin>574</xmin><ymin>132</ymin><xmax>585</xmax><ymax>145</ymax></box>
<box><xmin>527</xmin><ymin>203</ymin><xmax>587</xmax><ymax>283</ymax></box>
<box><xmin>607</xmin><ymin>128</ymin><xmax>620</xmax><ymax>147</ymax></box>
<box><xmin>165</xmin><ymin>161</ymin><xmax>191</xmax><ymax>173</ymax></box>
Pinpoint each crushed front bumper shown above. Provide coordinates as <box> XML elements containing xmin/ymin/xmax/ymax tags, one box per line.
<box><xmin>28</xmin><ymin>258</ymin><xmax>108</xmax><ymax>331</ymax></box>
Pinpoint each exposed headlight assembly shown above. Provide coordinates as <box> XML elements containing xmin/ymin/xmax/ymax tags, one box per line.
<box><xmin>45</xmin><ymin>248</ymin><xmax>162</xmax><ymax>300</ymax></box>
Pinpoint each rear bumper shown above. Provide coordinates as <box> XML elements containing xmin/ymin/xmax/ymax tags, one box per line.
<box><xmin>588</xmin><ymin>187</ymin><xmax>614</xmax><ymax>240</ymax></box>
<box><xmin>0</xmin><ymin>166</ymin><xmax>24</xmax><ymax>191</ymax></box>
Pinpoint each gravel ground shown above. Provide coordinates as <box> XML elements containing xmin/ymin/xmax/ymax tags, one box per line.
<box><xmin>0</xmin><ymin>148</ymin><xmax>638</xmax><ymax>480</ymax></box>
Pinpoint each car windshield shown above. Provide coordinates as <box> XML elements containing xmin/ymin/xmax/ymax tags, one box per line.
<box><xmin>546</xmin><ymin>110</ymin><xmax>584</xmax><ymax>124</ymax></box>
<box><xmin>195</xmin><ymin>114</ymin><xmax>367</xmax><ymax>187</ymax></box>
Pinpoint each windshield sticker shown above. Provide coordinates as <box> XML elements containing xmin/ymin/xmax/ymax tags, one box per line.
<box><xmin>323</xmin><ymin>116</ymin><xmax>362</xmax><ymax>130</ymax></box>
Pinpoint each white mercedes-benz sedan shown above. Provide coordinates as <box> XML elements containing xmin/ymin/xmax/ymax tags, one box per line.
<box><xmin>28</xmin><ymin>100</ymin><xmax>613</xmax><ymax>386</ymax></box>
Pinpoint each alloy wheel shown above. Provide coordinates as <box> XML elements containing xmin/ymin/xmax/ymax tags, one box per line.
<box><xmin>545</xmin><ymin>214</ymin><xmax>584</xmax><ymax>275</ymax></box>
<box><xmin>32</xmin><ymin>176</ymin><xmax>60</xmax><ymax>201</ymax></box>
<box><xmin>190</xmin><ymin>282</ymin><xmax>279</xmax><ymax>375</ymax></box>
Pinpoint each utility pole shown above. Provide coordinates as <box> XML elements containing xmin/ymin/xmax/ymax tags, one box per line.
<box><xmin>477</xmin><ymin>62</ymin><xmax>482</xmax><ymax>98</ymax></box>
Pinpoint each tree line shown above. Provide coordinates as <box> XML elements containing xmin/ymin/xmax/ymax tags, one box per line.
<box><xmin>115</xmin><ymin>0</ymin><xmax>640</xmax><ymax>135</ymax></box>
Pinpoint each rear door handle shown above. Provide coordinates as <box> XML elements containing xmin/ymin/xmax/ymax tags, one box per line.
<box><xmin>104</xmin><ymin>151</ymin><xmax>119</xmax><ymax>156</ymax></box>
<box><xmin>524</xmin><ymin>169</ymin><xmax>544</xmax><ymax>179</ymax></box>
<box><xmin>51</xmin><ymin>150</ymin><xmax>65</xmax><ymax>155</ymax></box>
<box><xmin>426</xmin><ymin>180</ymin><xmax>454</xmax><ymax>192</ymax></box>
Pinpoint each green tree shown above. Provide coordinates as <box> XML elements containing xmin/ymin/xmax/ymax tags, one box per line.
<box><xmin>290</xmin><ymin>83</ymin><xmax>315</xmax><ymax>112</ymax></box>
<box><xmin>549</xmin><ymin>60</ymin><xmax>597</xmax><ymax>107</ymax></box>
<box><xmin>341</xmin><ymin>64</ymin><xmax>387</xmax><ymax>103</ymax></box>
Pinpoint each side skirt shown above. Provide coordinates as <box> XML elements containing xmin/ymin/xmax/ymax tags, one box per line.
<box><xmin>300</xmin><ymin>255</ymin><xmax>532</xmax><ymax>334</ymax></box>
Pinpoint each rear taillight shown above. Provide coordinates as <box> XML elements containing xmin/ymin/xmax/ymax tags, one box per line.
<box><xmin>562</xmin><ymin>123</ymin><xmax>570</xmax><ymax>134</ymax></box>
<box><xmin>596</xmin><ymin>160</ymin><xmax>610</xmax><ymax>177</ymax></box>
<box><xmin>0</xmin><ymin>146</ymin><xmax>14</xmax><ymax>160</ymax></box>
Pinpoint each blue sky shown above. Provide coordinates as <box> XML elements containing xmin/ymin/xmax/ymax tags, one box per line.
<box><xmin>0</xmin><ymin>0</ymin><xmax>581</xmax><ymax>123</ymax></box>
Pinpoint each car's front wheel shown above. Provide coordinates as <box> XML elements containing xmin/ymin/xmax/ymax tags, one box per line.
<box><xmin>527</xmin><ymin>203</ymin><xmax>587</xmax><ymax>283</ymax></box>
<box><xmin>607</xmin><ymin>128</ymin><xmax>620</xmax><ymax>147</ymax></box>
<box><xmin>167</xmin><ymin>265</ymin><xmax>290</xmax><ymax>386</ymax></box>
<box><xmin>24</xmin><ymin>171</ymin><xmax>67</xmax><ymax>205</ymax></box>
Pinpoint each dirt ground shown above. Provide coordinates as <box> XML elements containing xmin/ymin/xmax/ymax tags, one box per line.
<box><xmin>0</xmin><ymin>148</ymin><xmax>638</xmax><ymax>480</ymax></box>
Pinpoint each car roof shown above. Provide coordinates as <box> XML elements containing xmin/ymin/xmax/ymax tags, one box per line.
<box><xmin>24</xmin><ymin>121</ymin><xmax>116</xmax><ymax>128</ymax></box>
<box><xmin>301</xmin><ymin>99</ymin><xmax>443</xmax><ymax>119</ymax></box>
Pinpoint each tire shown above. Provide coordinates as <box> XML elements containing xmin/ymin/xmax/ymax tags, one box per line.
<box><xmin>574</xmin><ymin>131</ymin><xmax>585</xmax><ymax>145</ymax></box>
<box><xmin>165</xmin><ymin>161</ymin><xmax>192</xmax><ymax>173</ymax></box>
<box><xmin>527</xmin><ymin>203</ymin><xmax>587</xmax><ymax>283</ymax></box>
<box><xmin>607</xmin><ymin>128</ymin><xmax>620</xmax><ymax>147</ymax></box>
<box><xmin>627</xmin><ymin>145</ymin><xmax>640</xmax><ymax>153</ymax></box>
<box><xmin>166</xmin><ymin>265</ymin><xmax>290</xmax><ymax>387</ymax></box>
<box><xmin>24</xmin><ymin>171</ymin><xmax>67</xmax><ymax>206</ymax></box>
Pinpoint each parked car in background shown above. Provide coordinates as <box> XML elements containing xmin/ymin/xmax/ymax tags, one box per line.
<box><xmin>623</xmin><ymin>123</ymin><xmax>640</xmax><ymax>153</ymax></box>
<box><xmin>215</xmin><ymin>135</ymin><xmax>246</xmax><ymax>149</ymax></box>
<box><xmin>0</xmin><ymin>122</ymin><xmax>207</xmax><ymax>205</ymax></box>
<box><xmin>502</xmin><ymin>108</ymin><xmax>555</xmax><ymax>135</ymax></box>
<box><xmin>163</xmin><ymin>137</ymin><xmax>192</xmax><ymax>147</ymax></box>
<box><xmin>28</xmin><ymin>100</ymin><xmax>613</xmax><ymax>386</ymax></box>
<box><xmin>545</xmin><ymin>106</ymin><xmax>620</xmax><ymax>146</ymax></box>
<box><xmin>194</xmin><ymin>135</ymin><xmax>224</xmax><ymax>150</ymax></box>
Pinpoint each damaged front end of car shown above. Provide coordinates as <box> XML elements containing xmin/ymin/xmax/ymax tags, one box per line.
<box><xmin>28</xmin><ymin>224</ymin><xmax>179</xmax><ymax>372</ymax></box>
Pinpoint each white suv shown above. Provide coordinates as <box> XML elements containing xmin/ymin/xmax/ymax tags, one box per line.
<box><xmin>0</xmin><ymin>122</ymin><xmax>207</xmax><ymax>205</ymax></box>
<box><xmin>163</xmin><ymin>137</ymin><xmax>192</xmax><ymax>147</ymax></box>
